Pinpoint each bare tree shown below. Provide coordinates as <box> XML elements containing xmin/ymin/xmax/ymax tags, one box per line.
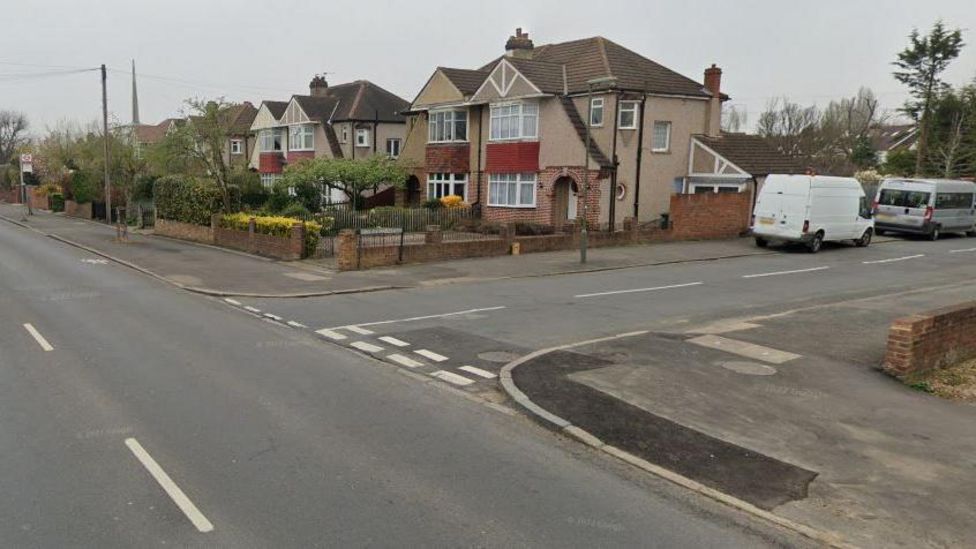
<box><xmin>757</xmin><ymin>97</ymin><xmax>820</xmax><ymax>159</ymax></box>
<box><xmin>0</xmin><ymin>110</ymin><xmax>29</xmax><ymax>165</ymax></box>
<box><xmin>721</xmin><ymin>105</ymin><xmax>748</xmax><ymax>133</ymax></box>
<box><xmin>929</xmin><ymin>110</ymin><xmax>971</xmax><ymax>177</ymax></box>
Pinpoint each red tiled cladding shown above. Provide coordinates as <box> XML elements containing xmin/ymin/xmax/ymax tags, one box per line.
<box><xmin>426</xmin><ymin>144</ymin><xmax>470</xmax><ymax>173</ymax></box>
<box><xmin>286</xmin><ymin>150</ymin><xmax>315</xmax><ymax>164</ymax></box>
<box><xmin>485</xmin><ymin>142</ymin><xmax>540</xmax><ymax>173</ymax></box>
<box><xmin>259</xmin><ymin>153</ymin><xmax>285</xmax><ymax>174</ymax></box>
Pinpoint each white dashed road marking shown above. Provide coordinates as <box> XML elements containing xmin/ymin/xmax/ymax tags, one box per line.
<box><xmin>415</xmin><ymin>349</ymin><xmax>449</xmax><ymax>362</ymax></box>
<box><xmin>345</xmin><ymin>326</ymin><xmax>374</xmax><ymax>335</ymax></box>
<box><xmin>350</xmin><ymin>341</ymin><xmax>384</xmax><ymax>353</ymax></box>
<box><xmin>315</xmin><ymin>329</ymin><xmax>347</xmax><ymax>341</ymax></box>
<box><xmin>388</xmin><ymin>354</ymin><xmax>423</xmax><ymax>368</ymax></box>
<box><xmin>223</xmin><ymin>298</ymin><xmax>241</xmax><ymax>306</ymax></box>
<box><xmin>950</xmin><ymin>247</ymin><xmax>976</xmax><ymax>253</ymax></box>
<box><xmin>378</xmin><ymin>336</ymin><xmax>410</xmax><ymax>347</ymax></box>
<box><xmin>431</xmin><ymin>370</ymin><xmax>475</xmax><ymax>386</ymax></box>
<box><xmin>287</xmin><ymin>321</ymin><xmax>307</xmax><ymax>329</ymax></box>
<box><xmin>742</xmin><ymin>266</ymin><xmax>830</xmax><ymax>279</ymax></box>
<box><xmin>263</xmin><ymin>313</ymin><xmax>283</xmax><ymax>321</ymax></box>
<box><xmin>862</xmin><ymin>254</ymin><xmax>924</xmax><ymax>265</ymax></box>
<box><xmin>330</xmin><ymin>306</ymin><xmax>507</xmax><ymax>330</ymax></box>
<box><xmin>575</xmin><ymin>282</ymin><xmax>703</xmax><ymax>299</ymax></box>
<box><xmin>125</xmin><ymin>438</ymin><xmax>214</xmax><ymax>533</ymax></box>
<box><xmin>244</xmin><ymin>306</ymin><xmax>261</xmax><ymax>313</ymax></box>
<box><xmin>459</xmin><ymin>365</ymin><xmax>497</xmax><ymax>379</ymax></box>
<box><xmin>81</xmin><ymin>258</ymin><xmax>109</xmax><ymax>265</ymax></box>
<box><xmin>23</xmin><ymin>323</ymin><xmax>54</xmax><ymax>352</ymax></box>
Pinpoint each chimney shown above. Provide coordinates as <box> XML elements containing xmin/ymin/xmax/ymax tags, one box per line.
<box><xmin>309</xmin><ymin>74</ymin><xmax>329</xmax><ymax>97</ymax></box>
<box><xmin>505</xmin><ymin>27</ymin><xmax>534</xmax><ymax>59</ymax></box>
<box><xmin>704</xmin><ymin>64</ymin><xmax>722</xmax><ymax>98</ymax></box>
<box><xmin>703</xmin><ymin>64</ymin><xmax>723</xmax><ymax>137</ymax></box>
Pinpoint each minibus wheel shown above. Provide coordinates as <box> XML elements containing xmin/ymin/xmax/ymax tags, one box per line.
<box><xmin>929</xmin><ymin>227</ymin><xmax>940</xmax><ymax>241</ymax></box>
<box><xmin>755</xmin><ymin>237</ymin><xmax>768</xmax><ymax>248</ymax></box>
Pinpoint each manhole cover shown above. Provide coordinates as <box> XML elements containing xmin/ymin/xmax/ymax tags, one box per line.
<box><xmin>478</xmin><ymin>351</ymin><xmax>520</xmax><ymax>363</ymax></box>
<box><xmin>719</xmin><ymin>361</ymin><xmax>777</xmax><ymax>376</ymax></box>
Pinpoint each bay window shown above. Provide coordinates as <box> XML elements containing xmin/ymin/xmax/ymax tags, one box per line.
<box><xmin>259</xmin><ymin>129</ymin><xmax>284</xmax><ymax>152</ymax></box>
<box><xmin>428</xmin><ymin>109</ymin><xmax>467</xmax><ymax>143</ymax></box>
<box><xmin>488</xmin><ymin>173</ymin><xmax>537</xmax><ymax>207</ymax></box>
<box><xmin>427</xmin><ymin>173</ymin><xmax>468</xmax><ymax>200</ymax></box>
<box><xmin>489</xmin><ymin>102</ymin><xmax>538</xmax><ymax>140</ymax></box>
<box><xmin>289</xmin><ymin>124</ymin><xmax>314</xmax><ymax>151</ymax></box>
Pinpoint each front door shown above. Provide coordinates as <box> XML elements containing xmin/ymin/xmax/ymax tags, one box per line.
<box><xmin>567</xmin><ymin>183</ymin><xmax>578</xmax><ymax>220</ymax></box>
<box><xmin>552</xmin><ymin>177</ymin><xmax>578</xmax><ymax>227</ymax></box>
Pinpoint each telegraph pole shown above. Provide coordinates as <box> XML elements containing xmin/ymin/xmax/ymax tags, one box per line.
<box><xmin>101</xmin><ymin>64</ymin><xmax>112</xmax><ymax>224</ymax></box>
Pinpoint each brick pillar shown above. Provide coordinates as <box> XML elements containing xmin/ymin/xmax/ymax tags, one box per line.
<box><xmin>292</xmin><ymin>222</ymin><xmax>306</xmax><ymax>260</ymax></box>
<box><xmin>425</xmin><ymin>225</ymin><xmax>442</xmax><ymax>244</ymax></box>
<box><xmin>336</xmin><ymin>229</ymin><xmax>359</xmax><ymax>271</ymax></box>
<box><xmin>247</xmin><ymin>217</ymin><xmax>256</xmax><ymax>254</ymax></box>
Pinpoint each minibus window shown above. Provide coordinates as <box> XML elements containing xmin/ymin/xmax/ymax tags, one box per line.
<box><xmin>879</xmin><ymin>189</ymin><xmax>930</xmax><ymax>208</ymax></box>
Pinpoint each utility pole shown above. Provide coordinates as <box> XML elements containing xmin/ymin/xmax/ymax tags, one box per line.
<box><xmin>101</xmin><ymin>64</ymin><xmax>112</xmax><ymax>224</ymax></box>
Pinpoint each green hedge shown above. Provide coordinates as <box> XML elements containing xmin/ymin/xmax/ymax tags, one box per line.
<box><xmin>154</xmin><ymin>175</ymin><xmax>223</xmax><ymax>226</ymax></box>
<box><xmin>50</xmin><ymin>193</ymin><xmax>65</xmax><ymax>212</ymax></box>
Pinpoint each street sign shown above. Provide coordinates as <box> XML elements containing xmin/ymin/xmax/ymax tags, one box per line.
<box><xmin>19</xmin><ymin>153</ymin><xmax>32</xmax><ymax>173</ymax></box>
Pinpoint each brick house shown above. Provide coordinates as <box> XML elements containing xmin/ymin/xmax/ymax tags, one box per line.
<box><xmin>399</xmin><ymin>28</ymin><xmax>738</xmax><ymax>228</ymax></box>
<box><xmin>249</xmin><ymin>76</ymin><xmax>410</xmax><ymax>204</ymax></box>
<box><xmin>220</xmin><ymin>102</ymin><xmax>258</xmax><ymax>170</ymax></box>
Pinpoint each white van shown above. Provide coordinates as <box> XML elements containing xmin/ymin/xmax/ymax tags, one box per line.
<box><xmin>751</xmin><ymin>174</ymin><xmax>874</xmax><ymax>253</ymax></box>
<box><xmin>873</xmin><ymin>178</ymin><xmax>976</xmax><ymax>240</ymax></box>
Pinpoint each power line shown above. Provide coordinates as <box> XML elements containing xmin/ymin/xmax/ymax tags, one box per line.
<box><xmin>0</xmin><ymin>68</ymin><xmax>99</xmax><ymax>82</ymax></box>
<box><xmin>106</xmin><ymin>67</ymin><xmax>295</xmax><ymax>96</ymax></box>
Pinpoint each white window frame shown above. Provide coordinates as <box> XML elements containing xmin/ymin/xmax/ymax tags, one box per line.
<box><xmin>259</xmin><ymin>129</ymin><xmax>284</xmax><ymax>152</ymax></box>
<box><xmin>589</xmin><ymin>97</ymin><xmax>604</xmax><ymax>127</ymax></box>
<box><xmin>618</xmin><ymin>101</ymin><xmax>639</xmax><ymax>130</ymax></box>
<box><xmin>426</xmin><ymin>173</ymin><xmax>468</xmax><ymax>201</ymax></box>
<box><xmin>652</xmin><ymin>121</ymin><xmax>671</xmax><ymax>152</ymax></box>
<box><xmin>428</xmin><ymin>109</ymin><xmax>468</xmax><ymax>143</ymax></box>
<box><xmin>689</xmin><ymin>182</ymin><xmax>745</xmax><ymax>194</ymax></box>
<box><xmin>230</xmin><ymin>139</ymin><xmax>243</xmax><ymax>154</ymax></box>
<box><xmin>355</xmin><ymin>128</ymin><xmax>370</xmax><ymax>147</ymax></box>
<box><xmin>289</xmin><ymin>124</ymin><xmax>314</xmax><ymax>151</ymax></box>
<box><xmin>260</xmin><ymin>173</ymin><xmax>282</xmax><ymax>189</ymax></box>
<box><xmin>488</xmin><ymin>173</ymin><xmax>537</xmax><ymax>208</ymax></box>
<box><xmin>386</xmin><ymin>138</ymin><xmax>401</xmax><ymax>159</ymax></box>
<box><xmin>489</xmin><ymin>102</ymin><xmax>538</xmax><ymax>141</ymax></box>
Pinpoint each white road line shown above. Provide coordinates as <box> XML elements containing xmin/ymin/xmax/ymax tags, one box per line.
<box><xmin>388</xmin><ymin>353</ymin><xmax>424</xmax><ymax>368</ymax></box>
<box><xmin>378</xmin><ymin>336</ymin><xmax>410</xmax><ymax>347</ymax></box>
<box><xmin>350</xmin><ymin>341</ymin><xmax>384</xmax><ymax>353</ymax></box>
<box><xmin>243</xmin><ymin>306</ymin><xmax>261</xmax><ymax>313</ymax></box>
<box><xmin>223</xmin><ymin>298</ymin><xmax>241</xmax><ymax>306</ymax></box>
<box><xmin>315</xmin><ymin>328</ymin><xmax>348</xmax><ymax>340</ymax></box>
<box><xmin>575</xmin><ymin>281</ymin><xmax>704</xmax><ymax>299</ymax></box>
<box><xmin>949</xmin><ymin>247</ymin><xmax>976</xmax><ymax>253</ymax></box>
<box><xmin>286</xmin><ymin>320</ymin><xmax>307</xmax><ymax>329</ymax></box>
<box><xmin>124</xmin><ymin>438</ymin><xmax>214</xmax><ymax>533</ymax></box>
<box><xmin>459</xmin><ymin>365</ymin><xmax>497</xmax><ymax>379</ymax></box>
<box><xmin>742</xmin><ymin>266</ymin><xmax>830</xmax><ymax>279</ymax></box>
<box><xmin>415</xmin><ymin>349</ymin><xmax>449</xmax><ymax>362</ymax></box>
<box><xmin>330</xmin><ymin>306</ymin><xmax>506</xmax><ymax>330</ymax></box>
<box><xmin>862</xmin><ymin>254</ymin><xmax>925</xmax><ymax>265</ymax></box>
<box><xmin>345</xmin><ymin>326</ymin><xmax>374</xmax><ymax>335</ymax></box>
<box><xmin>430</xmin><ymin>370</ymin><xmax>475</xmax><ymax>386</ymax></box>
<box><xmin>263</xmin><ymin>313</ymin><xmax>283</xmax><ymax>321</ymax></box>
<box><xmin>23</xmin><ymin>323</ymin><xmax>53</xmax><ymax>352</ymax></box>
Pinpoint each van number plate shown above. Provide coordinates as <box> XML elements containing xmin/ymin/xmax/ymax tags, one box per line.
<box><xmin>875</xmin><ymin>213</ymin><xmax>893</xmax><ymax>221</ymax></box>
<box><xmin>759</xmin><ymin>217</ymin><xmax>775</xmax><ymax>225</ymax></box>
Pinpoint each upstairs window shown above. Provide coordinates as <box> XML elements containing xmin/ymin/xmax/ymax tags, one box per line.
<box><xmin>652</xmin><ymin>121</ymin><xmax>671</xmax><ymax>152</ymax></box>
<box><xmin>618</xmin><ymin>101</ymin><xmax>639</xmax><ymax>130</ymax></box>
<box><xmin>356</xmin><ymin>128</ymin><xmax>370</xmax><ymax>147</ymax></box>
<box><xmin>428</xmin><ymin>109</ymin><xmax>467</xmax><ymax>143</ymax></box>
<box><xmin>289</xmin><ymin>124</ymin><xmax>314</xmax><ymax>151</ymax></box>
<box><xmin>386</xmin><ymin>138</ymin><xmax>401</xmax><ymax>159</ymax></box>
<box><xmin>589</xmin><ymin>97</ymin><xmax>604</xmax><ymax>127</ymax></box>
<box><xmin>259</xmin><ymin>129</ymin><xmax>283</xmax><ymax>152</ymax></box>
<box><xmin>489</xmin><ymin>102</ymin><xmax>538</xmax><ymax>141</ymax></box>
<box><xmin>230</xmin><ymin>139</ymin><xmax>243</xmax><ymax>154</ymax></box>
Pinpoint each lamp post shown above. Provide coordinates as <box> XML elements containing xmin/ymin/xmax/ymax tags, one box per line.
<box><xmin>580</xmin><ymin>76</ymin><xmax>617</xmax><ymax>264</ymax></box>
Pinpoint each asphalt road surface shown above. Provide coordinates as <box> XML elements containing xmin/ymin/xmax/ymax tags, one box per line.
<box><xmin>0</xmin><ymin>221</ymin><xmax>810</xmax><ymax>547</ymax></box>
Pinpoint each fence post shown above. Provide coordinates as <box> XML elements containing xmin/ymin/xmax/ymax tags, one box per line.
<box><xmin>399</xmin><ymin>220</ymin><xmax>406</xmax><ymax>264</ymax></box>
<box><xmin>292</xmin><ymin>222</ymin><xmax>306</xmax><ymax>260</ymax></box>
<box><xmin>336</xmin><ymin>229</ymin><xmax>358</xmax><ymax>271</ymax></box>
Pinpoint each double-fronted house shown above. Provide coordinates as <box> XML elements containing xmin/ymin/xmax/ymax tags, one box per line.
<box><xmin>400</xmin><ymin>28</ymin><xmax>747</xmax><ymax>228</ymax></box>
<box><xmin>250</xmin><ymin>76</ymin><xmax>410</xmax><ymax>202</ymax></box>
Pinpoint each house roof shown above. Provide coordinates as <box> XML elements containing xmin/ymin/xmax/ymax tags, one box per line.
<box><xmin>263</xmin><ymin>100</ymin><xmax>289</xmax><ymax>119</ymax></box>
<box><xmin>296</xmin><ymin>80</ymin><xmax>409</xmax><ymax>123</ymax></box>
<box><xmin>695</xmin><ymin>133</ymin><xmax>804</xmax><ymax>176</ymax></box>
<box><xmin>439</xmin><ymin>67</ymin><xmax>492</xmax><ymax>95</ymax></box>
<box><xmin>871</xmin><ymin>124</ymin><xmax>917</xmax><ymax>152</ymax></box>
<box><xmin>223</xmin><ymin>102</ymin><xmax>258</xmax><ymax>135</ymax></box>
<box><xmin>505</xmin><ymin>57</ymin><xmax>566</xmax><ymax>93</ymax></box>
<box><xmin>133</xmin><ymin>118</ymin><xmax>179</xmax><ymax>144</ymax></box>
<box><xmin>293</xmin><ymin>95</ymin><xmax>341</xmax><ymax>124</ymax></box>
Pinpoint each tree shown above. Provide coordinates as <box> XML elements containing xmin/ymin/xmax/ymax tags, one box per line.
<box><xmin>757</xmin><ymin>97</ymin><xmax>821</xmax><ymax>161</ymax></box>
<box><xmin>925</xmin><ymin>83</ymin><xmax>976</xmax><ymax>177</ymax></box>
<box><xmin>721</xmin><ymin>105</ymin><xmax>748</xmax><ymax>133</ymax></box>
<box><xmin>282</xmin><ymin>156</ymin><xmax>407</xmax><ymax>210</ymax></box>
<box><xmin>819</xmin><ymin>88</ymin><xmax>885</xmax><ymax>171</ymax></box>
<box><xmin>0</xmin><ymin>110</ymin><xmax>29</xmax><ymax>165</ymax></box>
<box><xmin>893</xmin><ymin>20</ymin><xmax>965</xmax><ymax>175</ymax></box>
<box><xmin>882</xmin><ymin>149</ymin><xmax>917</xmax><ymax>176</ymax></box>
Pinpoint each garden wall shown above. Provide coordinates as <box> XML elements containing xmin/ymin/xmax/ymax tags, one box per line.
<box><xmin>64</xmin><ymin>200</ymin><xmax>92</xmax><ymax>219</ymax></box>
<box><xmin>155</xmin><ymin>218</ymin><xmax>214</xmax><ymax>244</ymax></box>
<box><xmin>212</xmin><ymin>216</ymin><xmax>305</xmax><ymax>261</ymax></box>
<box><xmin>0</xmin><ymin>188</ymin><xmax>19</xmax><ymax>203</ymax></box>
<box><xmin>669</xmin><ymin>192</ymin><xmax>751</xmax><ymax>240</ymax></box>
<box><xmin>883</xmin><ymin>302</ymin><xmax>976</xmax><ymax>378</ymax></box>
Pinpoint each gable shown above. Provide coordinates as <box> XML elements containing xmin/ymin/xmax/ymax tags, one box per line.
<box><xmin>689</xmin><ymin>138</ymin><xmax>749</xmax><ymax>176</ymax></box>
<box><xmin>413</xmin><ymin>70</ymin><xmax>466</xmax><ymax>108</ymax></box>
<box><xmin>250</xmin><ymin>104</ymin><xmax>281</xmax><ymax>130</ymax></box>
<box><xmin>472</xmin><ymin>60</ymin><xmax>542</xmax><ymax>103</ymax></box>
<box><xmin>282</xmin><ymin>99</ymin><xmax>310</xmax><ymax>125</ymax></box>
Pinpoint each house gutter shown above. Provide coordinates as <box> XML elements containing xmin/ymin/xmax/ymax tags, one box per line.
<box><xmin>475</xmin><ymin>104</ymin><xmax>483</xmax><ymax>208</ymax></box>
<box><xmin>633</xmin><ymin>94</ymin><xmax>646</xmax><ymax>219</ymax></box>
<box><xmin>609</xmin><ymin>90</ymin><xmax>620</xmax><ymax>230</ymax></box>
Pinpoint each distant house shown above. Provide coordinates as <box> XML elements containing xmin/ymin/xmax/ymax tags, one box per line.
<box><xmin>220</xmin><ymin>102</ymin><xmax>258</xmax><ymax>169</ymax></box>
<box><xmin>871</xmin><ymin>124</ymin><xmax>917</xmax><ymax>165</ymax></box>
<box><xmin>686</xmin><ymin>132</ymin><xmax>803</xmax><ymax>194</ymax></box>
<box><xmin>132</xmin><ymin>118</ymin><xmax>181</xmax><ymax>154</ymax></box>
<box><xmin>249</xmin><ymin>76</ymin><xmax>410</xmax><ymax>204</ymax></box>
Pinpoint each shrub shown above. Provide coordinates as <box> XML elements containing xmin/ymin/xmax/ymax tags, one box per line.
<box><xmin>154</xmin><ymin>175</ymin><xmax>223</xmax><ymax>225</ymax></box>
<box><xmin>50</xmin><ymin>193</ymin><xmax>65</xmax><ymax>212</ymax></box>
<box><xmin>514</xmin><ymin>222</ymin><xmax>555</xmax><ymax>236</ymax></box>
<box><xmin>440</xmin><ymin>194</ymin><xmax>466</xmax><ymax>208</ymax></box>
<box><xmin>422</xmin><ymin>198</ymin><xmax>443</xmax><ymax>209</ymax></box>
<box><xmin>68</xmin><ymin>171</ymin><xmax>98</xmax><ymax>204</ymax></box>
<box><xmin>132</xmin><ymin>174</ymin><xmax>157</xmax><ymax>202</ymax></box>
<box><xmin>232</xmin><ymin>171</ymin><xmax>269</xmax><ymax>210</ymax></box>
<box><xmin>280</xmin><ymin>202</ymin><xmax>311</xmax><ymax>219</ymax></box>
<box><xmin>219</xmin><ymin>213</ymin><xmax>321</xmax><ymax>258</ymax></box>
<box><xmin>37</xmin><ymin>182</ymin><xmax>62</xmax><ymax>197</ymax></box>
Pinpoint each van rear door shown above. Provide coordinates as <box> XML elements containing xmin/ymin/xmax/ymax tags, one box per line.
<box><xmin>875</xmin><ymin>181</ymin><xmax>931</xmax><ymax>231</ymax></box>
<box><xmin>754</xmin><ymin>178</ymin><xmax>808</xmax><ymax>238</ymax></box>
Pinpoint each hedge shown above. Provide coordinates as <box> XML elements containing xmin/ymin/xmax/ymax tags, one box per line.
<box><xmin>154</xmin><ymin>175</ymin><xmax>223</xmax><ymax>226</ymax></box>
<box><xmin>219</xmin><ymin>213</ymin><xmax>323</xmax><ymax>258</ymax></box>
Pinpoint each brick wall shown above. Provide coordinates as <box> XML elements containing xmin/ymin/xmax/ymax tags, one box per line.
<box><xmin>426</xmin><ymin>144</ymin><xmax>470</xmax><ymax>173</ymax></box>
<box><xmin>883</xmin><ymin>302</ymin><xmax>976</xmax><ymax>378</ymax></box>
<box><xmin>64</xmin><ymin>200</ymin><xmax>92</xmax><ymax>219</ymax></box>
<box><xmin>485</xmin><ymin>142</ymin><xmax>540</xmax><ymax>172</ymax></box>
<box><xmin>155</xmin><ymin>218</ymin><xmax>214</xmax><ymax>244</ymax></box>
<box><xmin>28</xmin><ymin>188</ymin><xmax>48</xmax><ymax>210</ymax></box>
<box><xmin>259</xmin><ymin>152</ymin><xmax>285</xmax><ymax>173</ymax></box>
<box><xmin>0</xmin><ymin>187</ymin><xmax>20</xmax><ymax>203</ymax></box>
<box><xmin>213</xmin><ymin>217</ymin><xmax>305</xmax><ymax>260</ymax></box>
<box><xmin>286</xmin><ymin>151</ymin><xmax>314</xmax><ymax>164</ymax></box>
<box><xmin>481</xmin><ymin>166</ymin><xmax>603</xmax><ymax>227</ymax></box>
<box><xmin>669</xmin><ymin>192</ymin><xmax>751</xmax><ymax>240</ymax></box>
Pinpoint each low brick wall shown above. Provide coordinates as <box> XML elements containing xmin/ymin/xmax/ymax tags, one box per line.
<box><xmin>883</xmin><ymin>302</ymin><xmax>976</xmax><ymax>378</ymax></box>
<box><xmin>28</xmin><ymin>188</ymin><xmax>48</xmax><ymax>210</ymax></box>
<box><xmin>669</xmin><ymin>192</ymin><xmax>751</xmax><ymax>240</ymax></box>
<box><xmin>64</xmin><ymin>200</ymin><xmax>93</xmax><ymax>219</ymax></box>
<box><xmin>0</xmin><ymin>187</ymin><xmax>19</xmax><ymax>203</ymax></box>
<box><xmin>213</xmin><ymin>217</ymin><xmax>305</xmax><ymax>261</ymax></box>
<box><xmin>155</xmin><ymin>218</ymin><xmax>214</xmax><ymax>244</ymax></box>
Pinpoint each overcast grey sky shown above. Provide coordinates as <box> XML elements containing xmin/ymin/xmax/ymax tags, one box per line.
<box><xmin>1</xmin><ymin>0</ymin><xmax>973</xmax><ymax>133</ymax></box>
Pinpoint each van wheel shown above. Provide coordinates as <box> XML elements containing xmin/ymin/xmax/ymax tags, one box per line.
<box><xmin>855</xmin><ymin>228</ymin><xmax>873</xmax><ymax>247</ymax></box>
<box><xmin>755</xmin><ymin>237</ymin><xmax>768</xmax><ymax>248</ymax></box>
<box><xmin>966</xmin><ymin>229</ymin><xmax>976</xmax><ymax>237</ymax></box>
<box><xmin>929</xmin><ymin>227</ymin><xmax>941</xmax><ymax>241</ymax></box>
<box><xmin>807</xmin><ymin>232</ymin><xmax>824</xmax><ymax>253</ymax></box>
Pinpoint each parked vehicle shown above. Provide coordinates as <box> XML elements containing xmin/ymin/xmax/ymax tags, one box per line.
<box><xmin>872</xmin><ymin>179</ymin><xmax>976</xmax><ymax>240</ymax></box>
<box><xmin>751</xmin><ymin>175</ymin><xmax>874</xmax><ymax>253</ymax></box>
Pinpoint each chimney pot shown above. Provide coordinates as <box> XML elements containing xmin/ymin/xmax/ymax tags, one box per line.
<box><xmin>310</xmin><ymin>75</ymin><xmax>329</xmax><ymax>97</ymax></box>
<box><xmin>505</xmin><ymin>27</ymin><xmax>535</xmax><ymax>58</ymax></box>
<box><xmin>704</xmin><ymin>64</ymin><xmax>722</xmax><ymax>98</ymax></box>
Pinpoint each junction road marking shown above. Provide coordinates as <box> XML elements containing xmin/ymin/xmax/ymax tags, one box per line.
<box><xmin>430</xmin><ymin>370</ymin><xmax>475</xmax><ymax>386</ymax></box>
<box><xmin>124</xmin><ymin>438</ymin><xmax>214</xmax><ymax>533</ymax></box>
<box><xmin>315</xmin><ymin>329</ymin><xmax>347</xmax><ymax>341</ymax></box>
<box><xmin>388</xmin><ymin>354</ymin><xmax>423</xmax><ymax>368</ymax></box>
<box><xmin>243</xmin><ymin>306</ymin><xmax>261</xmax><ymax>313</ymax></box>
<box><xmin>415</xmin><ymin>349</ymin><xmax>449</xmax><ymax>362</ymax></box>
<box><xmin>286</xmin><ymin>321</ymin><xmax>307</xmax><ymax>329</ymax></box>
<box><xmin>459</xmin><ymin>365</ymin><xmax>497</xmax><ymax>379</ymax></box>
<box><xmin>949</xmin><ymin>247</ymin><xmax>976</xmax><ymax>253</ymax></box>
<box><xmin>378</xmin><ymin>336</ymin><xmax>410</xmax><ymax>347</ymax></box>
<box><xmin>329</xmin><ymin>306</ymin><xmax>506</xmax><ymax>330</ymax></box>
<box><xmin>742</xmin><ymin>266</ymin><xmax>830</xmax><ymax>279</ymax></box>
<box><xmin>223</xmin><ymin>298</ymin><xmax>241</xmax><ymax>306</ymax></box>
<box><xmin>81</xmin><ymin>258</ymin><xmax>109</xmax><ymax>265</ymax></box>
<box><xmin>574</xmin><ymin>281</ymin><xmax>704</xmax><ymax>299</ymax></box>
<box><xmin>862</xmin><ymin>254</ymin><xmax>925</xmax><ymax>265</ymax></box>
<box><xmin>263</xmin><ymin>313</ymin><xmax>283</xmax><ymax>321</ymax></box>
<box><xmin>345</xmin><ymin>326</ymin><xmax>374</xmax><ymax>335</ymax></box>
<box><xmin>688</xmin><ymin>335</ymin><xmax>801</xmax><ymax>364</ymax></box>
<box><xmin>350</xmin><ymin>341</ymin><xmax>384</xmax><ymax>353</ymax></box>
<box><xmin>23</xmin><ymin>323</ymin><xmax>54</xmax><ymax>351</ymax></box>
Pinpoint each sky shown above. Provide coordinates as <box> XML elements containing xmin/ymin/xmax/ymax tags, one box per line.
<box><xmin>1</xmin><ymin>0</ymin><xmax>974</xmax><ymax>134</ymax></box>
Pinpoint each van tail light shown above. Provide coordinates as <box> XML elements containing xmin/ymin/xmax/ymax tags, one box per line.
<box><xmin>924</xmin><ymin>206</ymin><xmax>934</xmax><ymax>221</ymax></box>
<box><xmin>802</xmin><ymin>220</ymin><xmax>810</xmax><ymax>233</ymax></box>
<box><xmin>871</xmin><ymin>200</ymin><xmax>878</xmax><ymax>213</ymax></box>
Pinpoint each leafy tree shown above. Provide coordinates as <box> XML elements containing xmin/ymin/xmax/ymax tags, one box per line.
<box><xmin>882</xmin><ymin>149</ymin><xmax>917</xmax><ymax>176</ymax></box>
<box><xmin>282</xmin><ymin>156</ymin><xmax>407</xmax><ymax>210</ymax></box>
<box><xmin>0</xmin><ymin>110</ymin><xmax>29</xmax><ymax>165</ymax></box>
<box><xmin>924</xmin><ymin>83</ymin><xmax>976</xmax><ymax>177</ymax></box>
<box><xmin>893</xmin><ymin>20</ymin><xmax>965</xmax><ymax>175</ymax></box>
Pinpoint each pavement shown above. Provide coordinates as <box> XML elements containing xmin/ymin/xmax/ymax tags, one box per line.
<box><xmin>0</xmin><ymin>205</ymin><xmax>808</xmax><ymax>547</ymax></box>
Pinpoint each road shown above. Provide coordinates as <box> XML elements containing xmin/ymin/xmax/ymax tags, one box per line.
<box><xmin>0</xmin><ymin>220</ymin><xmax>806</xmax><ymax>547</ymax></box>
